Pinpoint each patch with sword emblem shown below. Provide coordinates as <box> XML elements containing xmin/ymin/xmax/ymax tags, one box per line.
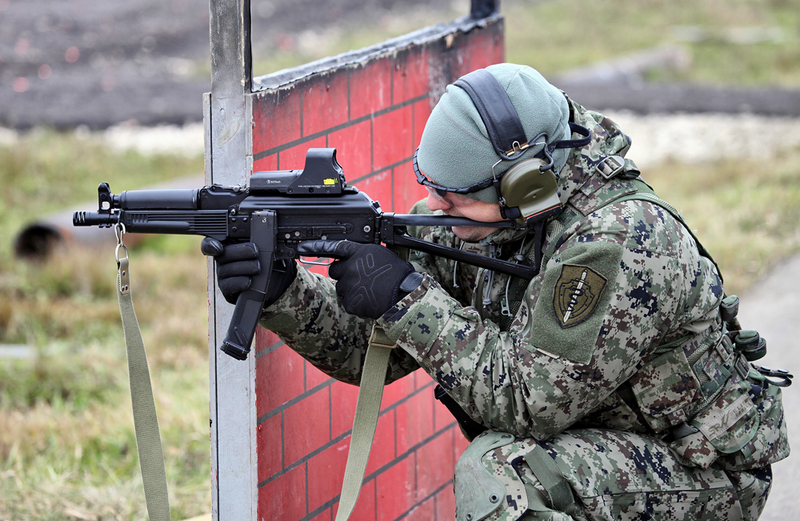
<box><xmin>553</xmin><ymin>264</ymin><xmax>608</xmax><ymax>328</ymax></box>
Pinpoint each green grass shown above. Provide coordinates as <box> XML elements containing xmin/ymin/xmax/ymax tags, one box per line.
<box><xmin>0</xmin><ymin>246</ymin><xmax>211</xmax><ymax>520</ymax></box>
<box><xmin>248</xmin><ymin>0</ymin><xmax>800</xmax><ymax>88</ymax></box>
<box><xmin>504</xmin><ymin>0</ymin><xmax>800</xmax><ymax>86</ymax></box>
<box><xmin>0</xmin><ymin>132</ymin><xmax>208</xmax><ymax>520</ymax></box>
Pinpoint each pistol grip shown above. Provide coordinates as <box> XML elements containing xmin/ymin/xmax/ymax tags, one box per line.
<box><xmin>220</xmin><ymin>211</ymin><xmax>276</xmax><ymax>360</ymax></box>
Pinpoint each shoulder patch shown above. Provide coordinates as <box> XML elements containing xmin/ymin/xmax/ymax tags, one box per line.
<box><xmin>553</xmin><ymin>264</ymin><xmax>607</xmax><ymax>328</ymax></box>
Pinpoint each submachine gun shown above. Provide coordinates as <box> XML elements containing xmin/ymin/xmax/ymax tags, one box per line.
<box><xmin>74</xmin><ymin>148</ymin><xmax>537</xmax><ymax>361</ymax></box>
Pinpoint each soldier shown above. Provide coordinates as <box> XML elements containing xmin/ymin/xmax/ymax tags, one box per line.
<box><xmin>205</xmin><ymin>64</ymin><xmax>789</xmax><ymax>520</ymax></box>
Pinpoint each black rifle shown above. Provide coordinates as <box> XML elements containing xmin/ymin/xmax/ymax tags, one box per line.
<box><xmin>74</xmin><ymin>148</ymin><xmax>537</xmax><ymax>361</ymax></box>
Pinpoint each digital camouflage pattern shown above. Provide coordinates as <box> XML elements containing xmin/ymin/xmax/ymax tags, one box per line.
<box><xmin>457</xmin><ymin>428</ymin><xmax>772</xmax><ymax>521</ymax></box>
<box><xmin>260</xmin><ymin>97</ymin><xmax>789</xmax><ymax>519</ymax></box>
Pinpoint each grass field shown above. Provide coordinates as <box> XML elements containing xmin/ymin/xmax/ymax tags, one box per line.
<box><xmin>504</xmin><ymin>0</ymin><xmax>800</xmax><ymax>86</ymax></box>
<box><xmin>3</xmin><ymin>0</ymin><xmax>800</xmax><ymax>519</ymax></box>
<box><xmin>0</xmin><ymin>133</ymin><xmax>208</xmax><ymax>520</ymax></box>
<box><xmin>252</xmin><ymin>0</ymin><xmax>800</xmax><ymax>88</ymax></box>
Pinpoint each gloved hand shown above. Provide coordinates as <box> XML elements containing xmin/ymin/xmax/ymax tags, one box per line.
<box><xmin>201</xmin><ymin>237</ymin><xmax>296</xmax><ymax>306</ymax></box>
<box><xmin>297</xmin><ymin>240</ymin><xmax>422</xmax><ymax>319</ymax></box>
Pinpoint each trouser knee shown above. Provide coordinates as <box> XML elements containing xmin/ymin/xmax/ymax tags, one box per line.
<box><xmin>454</xmin><ymin>431</ymin><xmax>581</xmax><ymax>521</ymax></box>
<box><xmin>459</xmin><ymin>427</ymin><xmax>766</xmax><ymax>521</ymax></box>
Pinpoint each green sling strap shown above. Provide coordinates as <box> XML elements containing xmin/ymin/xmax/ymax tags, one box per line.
<box><xmin>334</xmin><ymin>325</ymin><xmax>394</xmax><ymax>521</ymax></box>
<box><xmin>116</xmin><ymin>215</ymin><xmax>392</xmax><ymax>521</ymax></box>
<box><xmin>115</xmin><ymin>228</ymin><xmax>171</xmax><ymax>521</ymax></box>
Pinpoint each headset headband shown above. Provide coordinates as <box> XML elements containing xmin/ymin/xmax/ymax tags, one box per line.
<box><xmin>453</xmin><ymin>69</ymin><xmax>529</xmax><ymax>160</ymax></box>
<box><xmin>453</xmin><ymin>69</ymin><xmax>592</xmax><ymax>162</ymax></box>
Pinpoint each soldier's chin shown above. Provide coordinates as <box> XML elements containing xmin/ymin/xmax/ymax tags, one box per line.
<box><xmin>451</xmin><ymin>226</ymin><xmax>497</xmax><ymax>243</ymax></box>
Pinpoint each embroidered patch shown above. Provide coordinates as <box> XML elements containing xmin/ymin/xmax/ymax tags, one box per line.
<box><xmin>553</xmin><ymin>264</ymin><xmax>607</xmax><ymax>328</ymax></box>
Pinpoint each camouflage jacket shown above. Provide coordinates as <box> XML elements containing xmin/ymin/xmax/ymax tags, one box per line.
<box><xmin>261</xmin><ymin>99</ymin><xmax>788</xmax><ymax>471</ymax></box>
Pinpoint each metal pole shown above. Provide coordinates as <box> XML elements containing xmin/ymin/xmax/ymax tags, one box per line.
<box><xmin>207</xmin><ymin>0</ymin><xmax>256</xmax><ymax>519</ymax></box>
<box><xmin>471</xmin><ymin>0</ymin><xmax>498</xmax><ymax>19</ymax></box>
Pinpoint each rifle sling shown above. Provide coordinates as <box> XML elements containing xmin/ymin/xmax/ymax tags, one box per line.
<box><xmin>117</xmin><ymin>234</ymin><xmax>391</xmax><ymax>521</ymax></box>
<box><xmin>116</xmin><ymin>249</ymin><xmax>171</xmax><ymax>521</ymax></box>
<box><xmin>334</xmin><ymin>325</ymin><xmax>394</xmax><ymax>521</ymax></box>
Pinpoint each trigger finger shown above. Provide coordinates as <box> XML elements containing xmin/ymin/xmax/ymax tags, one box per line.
<box><xmin>201</xmin><ymin>237</ymin><xmax>224</xmax><ymax>256</ymax></box>
<box><xmin>297</xmin><ymin>240</ymin><xmax>345</xmax><ymax>259</ymax></box>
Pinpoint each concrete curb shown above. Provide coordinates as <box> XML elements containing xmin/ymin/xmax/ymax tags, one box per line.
<box><xmin>738</xmin><ymin>254</ymin><xmax>800</xmax><ymax>520</ymax></box>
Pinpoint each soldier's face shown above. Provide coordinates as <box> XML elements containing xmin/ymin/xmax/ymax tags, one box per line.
<box><xmin>425</xmin><ymin>190</ymin><xmax>505</xmax><ymax>242</ymax></box>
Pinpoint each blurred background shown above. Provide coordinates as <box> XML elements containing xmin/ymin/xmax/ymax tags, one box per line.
<box><xmin>2</xmin><ymin>0</ymin><xmax>799</xmax><ymax>519</ymax></box>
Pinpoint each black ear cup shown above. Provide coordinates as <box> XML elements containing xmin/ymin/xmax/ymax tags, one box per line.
<box><xmin>499</xmin><ymin>158</ymin><xmax>562</xmax><ymax>225</ymax></box>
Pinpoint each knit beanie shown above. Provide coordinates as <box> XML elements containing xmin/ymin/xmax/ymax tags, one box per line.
<box><xmin>416</xmin><ymin>64</ymin><xmax>572</xmax><ymax>203</ymax></box>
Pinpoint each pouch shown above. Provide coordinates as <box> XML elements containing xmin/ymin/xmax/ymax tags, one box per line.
<box><xmin>628</xmin><ymin>347</ymin><xmax>701</xmax><ymax>432</ymax></box>
<box><xmin>669</xmin><ymin>372</ymin><xmax>789</xmax><ymax>470</ymax></box>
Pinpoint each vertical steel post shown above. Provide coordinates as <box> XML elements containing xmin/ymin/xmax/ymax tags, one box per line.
<box><xmin>207</xmin><ymin>0</ymin><xmax>255</xmax><ymax>519</ymax></box>
<box><xmin>471</xmin><ymin>0</ymin><xmax>498</xmax><ymax>18</ymax></box>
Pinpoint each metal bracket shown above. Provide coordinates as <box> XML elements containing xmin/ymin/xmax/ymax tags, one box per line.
<box><xmin>597</xmin><ymin>155</ymin><xmax>626</xmax><ymax>180</ymax></box>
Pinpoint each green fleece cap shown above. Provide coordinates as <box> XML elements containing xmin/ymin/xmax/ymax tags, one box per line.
<box><xmin>417</xmin><ymin>64</ymin><xmax>572</xmax><ymax>203</ymax></box>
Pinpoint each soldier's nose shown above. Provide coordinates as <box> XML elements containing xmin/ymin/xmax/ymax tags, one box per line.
<box><xmin>426</xmin><ymin>192</ymin><xmax>452</xmax><ymax>212</ymax></box>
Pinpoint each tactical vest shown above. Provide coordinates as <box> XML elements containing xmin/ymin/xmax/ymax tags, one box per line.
<box><xmin>534</xmin><ymin>155</ymin><xmax>791</xmax><ymax>471</ymax></box>
<box><xmin>435</xmin><ymin>153</ymin><xmax>789</xmax><ymax>471</ymax></box>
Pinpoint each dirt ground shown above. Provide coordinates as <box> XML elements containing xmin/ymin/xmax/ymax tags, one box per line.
<box><xmin>0</xmin><ymin>0</ymin><xmax>452</xmax><ymax>129</ymax></box>
<box><xmin>5</xmin><ymin>0</ymin><xmax>800</xmax><ymax>130</ymax></box>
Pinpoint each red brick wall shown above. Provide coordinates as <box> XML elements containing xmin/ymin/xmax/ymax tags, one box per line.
<box><xmin>251</xmin><ymin>19</ymin><xmax>504</xmax><ymax>520</ymax></box>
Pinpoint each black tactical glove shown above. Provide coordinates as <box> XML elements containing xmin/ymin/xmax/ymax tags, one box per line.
<box><xmin>297</xmin><ymin>240</ymin><xmax>422</xmax><ymax>319</ymax></box>
<box><xmin>201</xmin><ymin>237</ymin><xmax>296</xmax><ymax>306</ymax></box>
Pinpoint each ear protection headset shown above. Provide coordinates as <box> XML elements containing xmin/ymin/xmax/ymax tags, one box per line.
<box><xmin>452</xmin><ymin>69</ymin><xmax>591</xmax><ymax>226</ymax></box>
